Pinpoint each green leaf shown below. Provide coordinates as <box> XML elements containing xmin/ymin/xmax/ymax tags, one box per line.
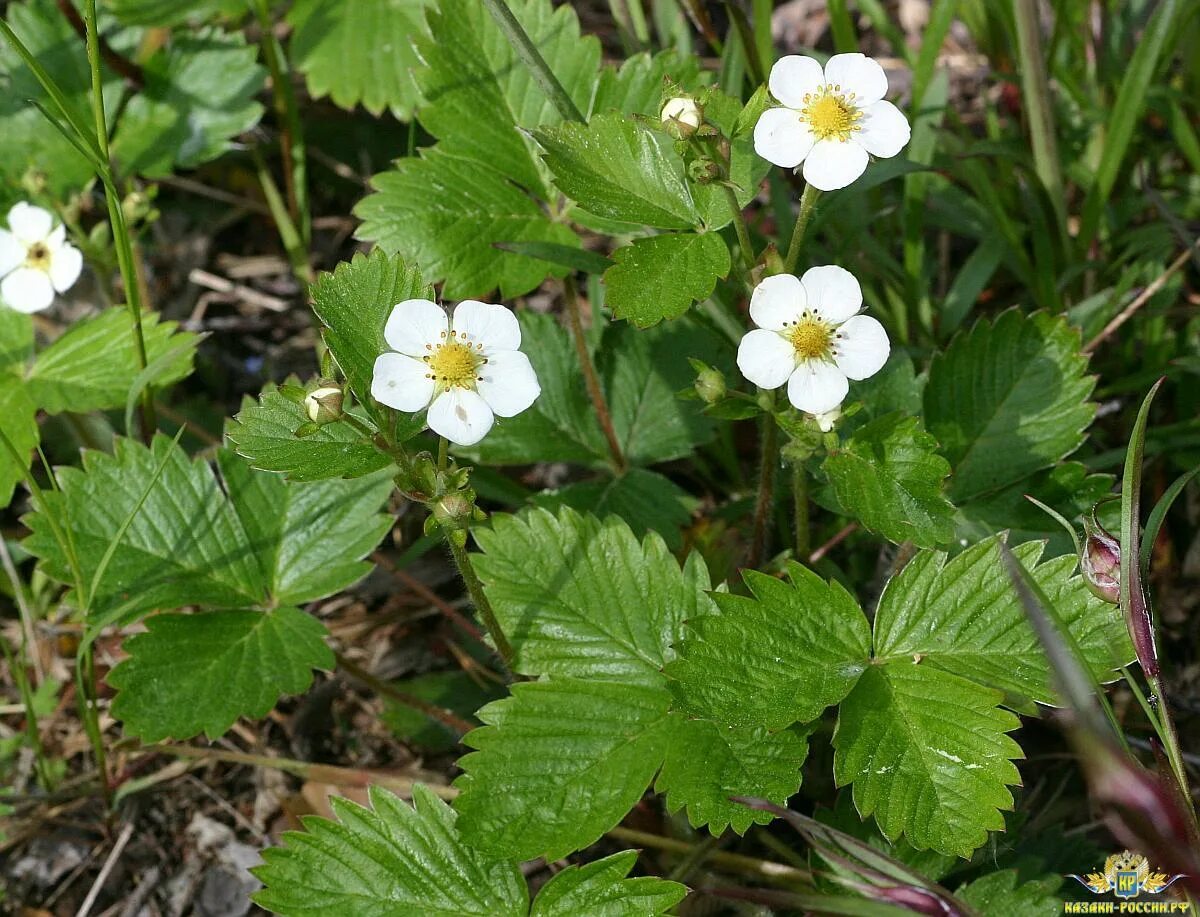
<box><xmin>308</xmin><ymin>249</ymin><xmax>433</xmax><ymax>427</ymax></box>
<box><xmin>111</xmin><ymin>28</ymin><xmax>265</xmax><ymax>177</ymax></box>
<box><xmin>355</xmin><ymin>148</ymin><xmax>578</xmax><ymax>299</ymax></box>
<box><xmin>493</xmin><ymin>240</ymin><xmax>612</xmax><ymax>275</ymax></box>
<box><xmin>955</xmin><ymin>870</ymin><xmax>1062</xmax><ymax>916</ymax></box>
<box><xmin>287</xmin><ymin>0</ymin><xmax>432</xmax><ymax>119</ymax></box>
<box><xmin>591</xmin><ymin>50</ymin><xmax>703</xmax><ymax>118</ymax></box>
<box><xmin>253</xmin><ymin>785</ymin><xmax>529</xmax><ymax>917</ymax></box>
<box><xmin>668</xmin><ymin>563</ymin><xmax>870</xmax><ymax>730</ymax></box>
<box><xmin>531</xmin><ymin>468</ymin><xmax>695</xmax><ymax>550</ymax></box>
<box><xmin>0</xmin><ymin>308</ymin><xmax>33</xmax><ymax>375</ymax></box>
<box><xmin>924</xmin><ymin>310</ymin><xmax>1095</xmax><ymax>502</ymax></box>
<box><xmin>456</xmin><ymin>508</ymin><xmax>804</xmax><ymax>859</ymax></box>
<box><xmin>823</xmin><ymin>413</ymin><xmax>956</xmax><ymax>549</ymax></box>
<box><xmin>530</xmin><ymin>850</ymin><xmax>686</xmax><ymax>917</ymax></box>
<box><xmin>0</xmin><ymin>382</ymin><xmax>37</xmax><ymax>508</ymax></box>
<box><xmin>24</xmin><ymin>436</ymin><xmax>392</xmax><ymax>617</ymax></box>
<box><xmin>381</xmin><ymin>671</ymin><xmax>497</xmax><ymax>754</ymax></box>
<box><xmin>833</xmin><ymin>663</ymin><xmax>1023</xmax><ymax>858</ymax></box>
<box><xmin>226</xmin><ymin>383</ymin><xmax>394</xmax><ymax>482</ymax></box>
<box><xmin>873</xmin><ymin>536</ymin><xmax>1133</xmax><ymax>708</ymax></box>
<box><xmin>603</xmin><ymin>231</ymin><xmax>730</xmax><ymax>327</ymax></box>
<box><xmin>534</xmin><ymin>113</ymin><xmax>699</xmax><ymax>229</ymax></box>
<box><xmin>107</xmin><ymin>606</ymin><xmax>334</xmax><ymax>741</ymax></box>
<box><xmin>24</xmin><ymin>308</ymin><xmax>197</xmax><ymax>414</ymax></box>
<box><xmin>103</xmin><ymin>0</ymin><xmax>245</xmax><ymax>26</ymax></box>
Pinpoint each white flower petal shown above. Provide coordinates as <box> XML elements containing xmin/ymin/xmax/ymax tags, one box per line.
<box><xmin>7</xmin><ymin>202</ymin><xmax>53</xmax><ymax>244</ymax></box>
<box><xmin>857</xmin><ymin>100</ymin><xmax>911</xmax><ymax>159</ymax></box>
<box><xmin>46</xmin><ymin>223</ymin><xmax>66</xmax><ymax>250</ymax></box>
<box><xmin>799</xmin><ymin>265</ymin><xmax>862</xmax><ymax>324</ymax></box>
<box><xmin>833</xmin><ymin>314</ymin><xmax>890</xmax><ymax>380</ymax></box>
<box><xmin>753</xmin><ymin>107</ymin><xmax>816</xmax><ymax>169</ymax></box>
<box><xmin>749</xmin><ymin>273</ymin><xmax>807</xmax><ymax>330</ymax></box>
<box><xmin>0</xmin><ymin>230</ymin><xmax>23</xmax><ymax>277</ymax></box>
<box><xmin>477</xmin><ymin>349</ymin><xmax>540</xmax><ymax>418</ymax></box>
<box><xmin>768</xmin><ymin>55</ymin><xmax>825</xmax><ymax>109</ymax></box>
<box><xmin>48</xmin><ymin>243</ymin><xmax>82</xmax><ymax>293</ymax></box>
<box><xmin>371</xmin><ymin>352</ymin><xmax>435</xmax><ymax>412</ymax></box>
<box><xmin>823</xmin><ymin>53</ymin><xmax>888</xmax><ymax>105</ymax></box>
<box><xmin>802</xmin><ymin>138</ymin><xmax>869</xmax><ymax>191</ymax></box>
<box><xmin>383</xmin><ymin>298</ymin><xmax>448</xmax><ymax>357</ymax></box>
<box><xmin>427</xmin><ymin>388</ymin><xmax>494</xmax><ymax>446</ymax></box>
<box><xmin>737</xmin><ymin>328</ymin><xmax>796</xmax><ymax>390</ymax></box>
<box><xmin>787</xmin><ymin>361</ymin><xmax>849</xmax><ymax>413</ymax></box>
<box><xmin>451</xmin><ymin>300</ymin><xmax>521</xmax><ymax>352</ymax></box>
<box><xmin>1</xmin><ymin>267</ymin><xmax>55</xmax><ymax>313</ymax></box>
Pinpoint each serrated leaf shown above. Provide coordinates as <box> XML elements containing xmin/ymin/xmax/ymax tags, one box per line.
<box><xmin>107</xmin><ymin>606</ymin><xmax>334</xmax><ymax>741</ymax></box>
<box><xmin>24</xmin><ymin>308</ymin><xmax>197</xmax><ymax>414</ymax></box>
<box><xmin>534</xmin><ymin>113</ymin><xmax>699</xmax><ymax>229</ymax></box>
<box><xmin>0</xmin><ymin>308</ymin><xmax>33</xmax><ymax>375</ymax></box>
<box><xmin>816</xmin><ymin>793</ymin><xmax>957</xmax><ymax>881</ymax></box>
<box><xmin>924</xmin><ymin>310</ymin><xmax>1096</xmax><ymax>502</ymax></box>
<box><xmin>226</xmin><ymin>384</ymin><xmax>395</xmax><ymax>482</ymax></box>
<box><xmin>253</xmin><ymin>785</ymin><xmax>529</xmax><ymax>917</ymax></box>
<box><xmin>531</xmin><ymin>850</ymin><xmax>686</xmax><ymax>917</ymax></box>
<box><xmin>873</xmin><ymin>536</ymin><xmax>1133</xmax><ymax>708</ymax></box>
<box><xmin>823</xmin><ymin>413</ymin><xmax>955</xmax><ymax>548</ymax></box>
<box><xmin>604</xmin><ymin>231</ymin><xmax>730</xmax><ymax>327</ymax></box>
<box><xmin>381</xmin><ymin>671</ymin><xmax>498</xmax><ymax>754</ymax></box>
<box><xmin>355</xmin><ymin>148</ymin><xmax>578</xmax><ymax>299</ymax></box>
<box><xmin>530</xmin><ymin>468</ymin><xmax>695</xmax><ymax>550</ymax></box>
<box><xmin>591</xmin><ymin>50</ymin><xmax>704</xmax><ymax>118</ymax></box>
<box><xmin>103</xmin><ymin>0</ymin><xmax>245</xmax><ymax>26</ymax></box>
<box><xmin>308</xmin><ymin>249</ymin><xmax>433</xmax><ymax>428</ymax></box>
<box><xmin>111</xmin><ymin>28</ymin><xmax>265</xmax><ymax>177</ymax></box>
<box><xmin>287</xmin><ymin>0</ymin><xmax>431</xmax><ymax>119</ymax></box>
<box><xmin>0</xmin><ymin>382</ymin><xmax>36</xmax><ymax>509</ymax></box>
<box><xmin>833</xmin><ymin>663</ymin><xmax>1024</xmax><ymax>857</ymax></box>
<box><xmin>955</xmin><ymin>870</ymin><xmax>1062</xmax><ymax>916</ymax></box>
<box><xmin>456</xmin><ymin>507</ymin><xmax>806</xmax><ymax>859</ymax></box>
<box><xmin>23</xmin><ymin>436</ymin><xmax>392</xmax><ymax>618</ymax></box>
<box><xmin>667</xmin><ymin>563</ymin><xmax>871</xmax><ymax>730</ymax></box>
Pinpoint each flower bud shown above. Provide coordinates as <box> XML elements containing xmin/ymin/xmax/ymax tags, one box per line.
<box><xmin>694</xmin><ymin>367</ymin><xmax>726</xmax><ymax>404</ymax></box>
<box><xmin>1080</xmin><ymin>513</ymin><xmax>1120</xmax><ymax>604</ymax></box>
<box><xmin>433</xmin><ymin>492</ymin><xmax>474</xmax><ymax>529</ymax></box>
<box><xmin>661</xmin><ymin>96</ymin><xmax>702</xmax><ymax>139</ymax></box>
<box><xmin>304</xmin><ymin>385</ymin><xmax>344</xmax><ymax>425</ymax></box>
<box><xmin>811</xmin><ymin>407</ymin><xmax>841</xmax><ymax>432</ymax></box>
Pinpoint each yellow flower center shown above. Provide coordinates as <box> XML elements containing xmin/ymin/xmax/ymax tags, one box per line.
<box><xmin>25</xmin><ymin>242</ymin><xmax>51</xmax><ymax>271</ymax></box>
<box><xmin>786</xmin><ymin>314</ymin><xmax>833</xmax><ymax>360</ymax></box>
<box><xmin>424</xmin><ymin>331</ymin><xmax>484</xmax><ymax>389</ymax></box>
<box><xmin>801</xmin><ymin>86</ymin><xmax>862</xmax><ymax>142</ymax></box>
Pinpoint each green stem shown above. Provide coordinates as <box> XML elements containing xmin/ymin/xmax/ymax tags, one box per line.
<box><xmin>723</xmin><ymin>182</ymin><xmax>756</xmax><ymax>278</ymax></box>
<box><xmin>437</xmin><ymin>435</ymin><xmax>449</xmax><ymax>473</ymax></box>
<box><xmin>1149</xmin><ymin>673</ymin><xmax>1191</xmax><ymax>809</ymax></box>
<box><xmin>747</xmin><ymin>405</ymin><xmax>779</xmax><ymax>569</ymax></box>
<box><xmin>1012</xmin><ymin>0</ymin><xmax>1067</xmax><ymax>233</ymax></box>
<box><xmin>624</xmin><ymin>0</ymin><xmax>651</xmax><ymax>45</ymax></box>
<box><xmin>0</xmin><ymin>639</ymin><xmax>53</xmax><ymax>791</ymax></box>
<box><xmin>782</xmin><ymin>184</ymin><xmax>821</xmax><ymax>274</ymax></box>
<box><xmin>564</xmin><ymin>276</ymin><xmax>626</xmax><ymax>472</ymax></box>
<box><xmin>792</xmin><ymin>464</ymin><xmax>810</xmax><ymax>562</ymax></box>
<box><xmin>444</xmin><ymin>530</ymin><xmax>514</xmax><ymax>668</ymax></box>
<box><xmin>479</xmin><ymin>0</ymin><xmax>584</xmax><ymax>122</ymax></box>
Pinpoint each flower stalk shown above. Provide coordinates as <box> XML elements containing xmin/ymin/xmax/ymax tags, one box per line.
<box><xmin>782</xmin><ymin>183</ymin><xmax>820</xmax><ymax>275</ymax></box>
<box><xmin>747</xmin><ymin>397</ymin><xmax>779</xmax><ymax>569</ymax></box>
<box><xmin>479</xmin><ymin>0</ymin><xmax>584</xmax><ymax>123</ymax></box>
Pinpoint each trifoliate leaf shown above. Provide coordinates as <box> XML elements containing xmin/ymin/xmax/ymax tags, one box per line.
<box><xmin>591</xmin><ymin>50</ymin><xmax>704</xmax><ymax>118</ymax></box>
<box><xmin>0</xmin><ymin>382</ymin><xmax>36</xmax><ymax>509</ymax></box>
<box><xmin>226</xmin><ymin>383</ymin><xmax>395</xmax><ymax>482</ymax></box>
<box><xmin>530</xmin><ymin>850</ymin><xmax>686</xmax><ymax>917</ymax></box>
<box><xmin>253</xmin><ymin>785</ymin><xmax>529</xmax><ymax>917</ymax></box>
<box><xmin>287</xmin><ymin>0</ymin><xmax>431</xmax><ymax>119</ymax></box>
<box><xmin>534</xmin><ymin>114</ymin><xmax>700</xmax><ymax>229</ymax></box>
<box><xmin>924</xmin><ymin>310</ymin><xmax>1095</xmax><ymax>502</ymax></box>
<box><xmin>24</xmin><ymin>308</ymin><xmax>197</xmax><ymax>414</ymax></box>
<box><xmin>0</xmin><ymin>308</ymin><xmax>32</xmax><ymax>375</ymax></box>
<box><xmin>530</xmin><ymin>468</ymin><xmax>695</xmax><ymax>550</ymax></box>
<box><xmin>823</xmin><ymin>413</ymin><xmax>956</xmax><ymax>549</ymax></box>
<box><xmin>873</xmin><ymin>536</ymin><xmax>1132</xmax><ymax>708</ymax></box>
<box><xmin>107</xmin><ymin>606</ymin><xmax>334</xmax><ymax>741</ymax></box>
<box><xmin>603</xmin><ymin>231</ymin><xmax>730</xmax><ymax>327</ymax></box>
<box><xmin>355</xmin><ymin>148</ymin><xmax>578</xmax><ymax>299</ymax></box>
<box><xmin>308</xmin><ymin>249</ymin><xmax>434</xmax><ymax>429</ymax></box>
<box><xmin>111</xmin><ymin>28</ymin><xmax>265</xmax><ymax>177</ymax></box>
<box><xmin>416</xmin><ymin>0</ymin><xmax>600</xmax><ymax>200</ymax></box>
<box><xmin>832</xmin><ymin>663</ymin><xmax>1023</xmax><ymax>858</ymax></box>
<box><xmin>24</xmin><ymin>436</ymin><xmax>392</xmax><ymax>618</ymax></box>
<box><xmin>456</xmin><ymin>508</ymin><xmax>805</xmax><ymax>859</ymax></box>
<box><xmin>955</xmin><ymin>870</ymin><xmax>1062</xmax><ymax>916</ymax></box>
<box><xmin>666</xmin><ymin>563</ymin><xmax>871</xmax><ymax>730</ymax></box>
<box><xmin>104</xmin><ymin>0</ymin><xmax>245</xmax><ymax>26</ymax></box>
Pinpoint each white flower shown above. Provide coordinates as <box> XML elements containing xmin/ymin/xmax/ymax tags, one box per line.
<box><xmin>371</xmin><ymin>299</ymin><xmax>541</xmax><ymax>446</ymax></box>
<box><xmin>736</xmin><ymin>266</ymin><xmax>889</xmax><ymax>414</ymax></box>
<box><xmin>0</xmin><ymin>202</ymin><xmax>83</xmax><ymax>313</ymax></box>
<box><xmin>754</xmin><ymin>53</ymin><xmax>910</xmax><ymax>191</ymax></box>
<box><xmin>661</xmin><ymin>96</ymin><xmax>702</xmax><ymax>136</ymax></box>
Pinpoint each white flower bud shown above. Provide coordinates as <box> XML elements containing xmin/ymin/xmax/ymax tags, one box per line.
<box><xmin>304</xmin><ymin>385</ymin><xmax>344</xmax><ymax>424</ymax></box>
<box><xmin>812</xmin><ymin>407</ymin><xmax>841</xmax><ymax>432</ymax></box>
<box><xmin>661</xmin><ymin>97</ymin><xmax>702</xmax><ymax>138</ymax></box>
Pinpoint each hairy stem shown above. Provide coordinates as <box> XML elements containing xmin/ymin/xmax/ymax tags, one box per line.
<box><xmin>782</xmin><ymin>183</ymin><xmax>821</xmax><ymax>274</ymax></box>
<box><xmin>792</xmin><ymin>464</ymin><xmax>810</xmax><ymax>562</ymax></box>
<box><xmin>564</xmin><ymin>276</ymin><xmax>626</xmax><ymax>472</ymax></box>
<box><xmin>748</xmin><ymin>406</ymin><xmax>779</xmax><ymax>569</ymax></box>
<box><xmin>444</xmin><ymin>531</ymin><xmax>514</xmax><ymax>669</ymax></box>
<box><xmin>479</xmin><ymin>0</ymin><xmax>584</xmax><ymax>122</ymax></box>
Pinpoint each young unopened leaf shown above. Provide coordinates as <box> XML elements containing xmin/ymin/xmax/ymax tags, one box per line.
<box><xmin>107</xmin><ymin>606</ymin><xmax>333</xmax><ymax>741</ymax></box>
<box><xmin>603</xmin><ymin>231</ymin><xmax>730</xmax><ymax>327</ymax></box>
<box><xmin>254</xmin><ymin>785</ymin><xmax>529</xmax><ymax>917</ymax></box>
<box><xmin>924</xmin><ymin>310</ymin><xmax>1095</xmax><ymax>502</ymax></box>
<box><xmin>287</xmin><ymin>0</ymin><xmax>431</xmax><ymax>119</ymax></box>
<box><xmin>823</xmin><ymin>413</ymin><xmax>955</xmax><ymax>548</ymax></box>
